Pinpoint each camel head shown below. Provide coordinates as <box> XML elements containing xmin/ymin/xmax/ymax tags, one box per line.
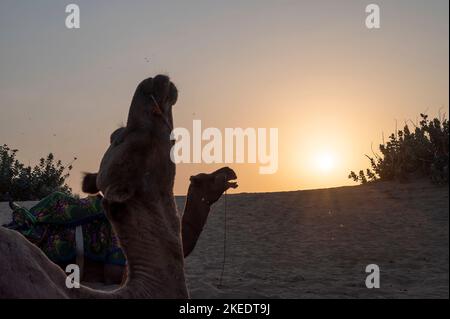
<box><xmin>96</xmin><ymin>75</ymin><xmax>178</xmax><ymax>207</ymax></box>
<box><xmin>189</xmin><ymin>167</ymin><xmax>238</xmax><ymax>205</ymax></box>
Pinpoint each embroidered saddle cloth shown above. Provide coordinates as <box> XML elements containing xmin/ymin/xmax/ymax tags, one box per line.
<box><xmin>4</xmin><ymin>192</ymin><xmax>126</xmax><ymax>266</ymax></box>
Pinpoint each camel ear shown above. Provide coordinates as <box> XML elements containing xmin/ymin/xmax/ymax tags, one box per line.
<box><xmin>189</xmin><ymin>175</ymin><xmax>200</xmax><ymax>185</ymax></box>
<box><xmin>82</xmin><ymin>173</ymin><xmax>99</xmax><ymax>194</ymax></box>
<box><xmin>110</xmin><ymin>127</ymin><xmax>126</xmax><ymax>144</ymax></box>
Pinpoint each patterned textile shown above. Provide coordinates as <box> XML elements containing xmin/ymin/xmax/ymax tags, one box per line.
<box><xmin>4</xmin><ymin>192</ymin><xmax>126</xmax><ymax>266</ymax></box>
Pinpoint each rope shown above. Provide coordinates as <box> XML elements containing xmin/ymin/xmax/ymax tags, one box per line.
<box><xmin>218</xmin><ymin>190</ymin><xmax>227</xmax><ymax>288</ymax></box>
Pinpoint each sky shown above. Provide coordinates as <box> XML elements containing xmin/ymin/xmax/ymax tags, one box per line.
<box><xmin>0</xmin><ymin>0</ymin><xmax>448</xmax><ymax>196</ymax></box>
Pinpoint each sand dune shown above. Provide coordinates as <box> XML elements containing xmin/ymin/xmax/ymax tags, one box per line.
<box><xmin>1</xmin><ymin>180</ymin><xmax>448</xmax><ymax>298</ymax></box>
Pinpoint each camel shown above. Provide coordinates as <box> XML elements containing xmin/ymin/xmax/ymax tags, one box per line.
<box><xmin>79</xmin><ymin>167</ymin><xmax>237</xmax><ymax>284</ymax></box>
<box><xmin>0</xmin><ymin>74</ymin><xmax>237</xmax><ymax>298</ymax></box>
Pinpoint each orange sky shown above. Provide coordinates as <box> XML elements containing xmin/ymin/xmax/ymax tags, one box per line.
<box><xmin>0</xmin><ymin>0</ymin><xmax>448</xmax><ymax>195</ymax></box>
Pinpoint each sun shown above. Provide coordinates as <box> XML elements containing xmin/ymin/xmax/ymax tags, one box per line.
<box><xmin>314</xmin><ymin>151</ymin><xmax>336</xmax><ymax>172</ymax></box>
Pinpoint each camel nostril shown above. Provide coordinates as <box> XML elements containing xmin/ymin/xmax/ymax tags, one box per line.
<box><xmin>229</xmin><ymin>172</ymin><xmax>237</xmax><ymax>180</ymax></box>
<box><xmin>222</xmin><ymin>167</ymin><xmax>237</xmax><ymax>180</ymax></box>
<box><xmin>153</xmin><ymin>74</ymin><xmax>170</xmax><ymax>85</ymax></box>
<box><xmin>153</xmin><ymin>75</ymin><xmax>171</xmax><ymax>103</ymax></box>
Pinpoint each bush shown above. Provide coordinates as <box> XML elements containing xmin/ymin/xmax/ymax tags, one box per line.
<box><xmin>0</xmin><ymin>144</ymin><xmax>76</xmax><ymax>201</ymax></box>
<box><xmin>349</xmin><ymin>113</ymin><xmax>449</xmax><ymax>184</ymax></box>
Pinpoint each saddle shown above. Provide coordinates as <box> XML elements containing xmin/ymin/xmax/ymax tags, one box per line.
<box><xmin>3</xmin><ymin>192</ymin><xmax>126</xmax><ymax>272</ymax></box>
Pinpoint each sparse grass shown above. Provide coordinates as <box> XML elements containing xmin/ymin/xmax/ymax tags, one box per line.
<box><xmin>0</xmin><ymin>144</ymin><xmax>76</xmax><ymax>201</ymax></box>
<box><xmin>349</xmin><ymin>113</ymin><xmax>449</xmax><ymax>184</ymax></box>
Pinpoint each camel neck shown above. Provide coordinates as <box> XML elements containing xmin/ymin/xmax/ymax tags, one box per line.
<box><xmin>111</xmin><ymin>198</ymin><xmax>189</xmax><ymax>298</ymax></box>
<box><xmin>182</xmin><ymin>186</ymin><xmax>212</xmax><ymax>257</ymax></box>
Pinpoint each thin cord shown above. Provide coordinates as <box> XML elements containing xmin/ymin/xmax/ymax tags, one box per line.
<box><xmin>218</xmin><ymin>190</ymin><xmax>227</xmax><ymax>288</ymax></box>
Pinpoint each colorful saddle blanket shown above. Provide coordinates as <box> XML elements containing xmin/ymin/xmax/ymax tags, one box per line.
<box><xmin>4</xmin><ymin>192</ymin><xmax>126</xmax><ymax>266</ymax></box>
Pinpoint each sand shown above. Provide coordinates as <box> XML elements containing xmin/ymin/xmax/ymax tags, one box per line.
<box><xmin>1</xmin><ymin>180</ymin><xmax>448</xmax><ymax>299</ymax></box>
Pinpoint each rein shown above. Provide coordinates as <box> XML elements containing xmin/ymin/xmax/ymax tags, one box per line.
<box><xmin>218</xmin><ymin>190</ymin><xmax>228</xmax><ymax>288</ymax></box>
<box><xmin>150</xmin><ymin>95</ymin><xmax>173</xmax><ymax>131</ymax></box>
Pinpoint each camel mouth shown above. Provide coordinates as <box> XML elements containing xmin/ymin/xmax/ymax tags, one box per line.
<box><xmin>225</xmin><ymin>171</ymin><xmax>238</xmax><ymax>189</ymax></box>
<box><xmin>227</xmin><ymin>180</ymin><xmax>238</xmax><ymax>189</ymax></box>
<box><xmin>215</xmin><ymin>167</ymin><xmax>238</xmax><ymax>189</ymax></box>
<box><xmin>227</xmin><ymin>171</ymin><xmax>237</xmax><ymax>180</ymax></box>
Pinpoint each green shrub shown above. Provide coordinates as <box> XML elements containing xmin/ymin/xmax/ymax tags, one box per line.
<box><xmin>0</xmin><ymin>144</ymin><xmax>76</xmax><ymax>201</ymax></box>
<box><xmin>349</xmin><ymin>113</ymin><xmax>449</xmax><ymax>184</ymax></box>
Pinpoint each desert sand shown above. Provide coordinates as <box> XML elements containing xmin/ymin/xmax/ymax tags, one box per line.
<box><xmin>0</xmin><ymin>180</ymin><xmax>448</xmax><ymax>299</ymax></box>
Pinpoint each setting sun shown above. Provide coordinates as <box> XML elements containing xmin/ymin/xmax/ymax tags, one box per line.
<box><xmin>314</xmin><ymin>151</ymin><xmax>336</xmax><ymax>173</ymax></box>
